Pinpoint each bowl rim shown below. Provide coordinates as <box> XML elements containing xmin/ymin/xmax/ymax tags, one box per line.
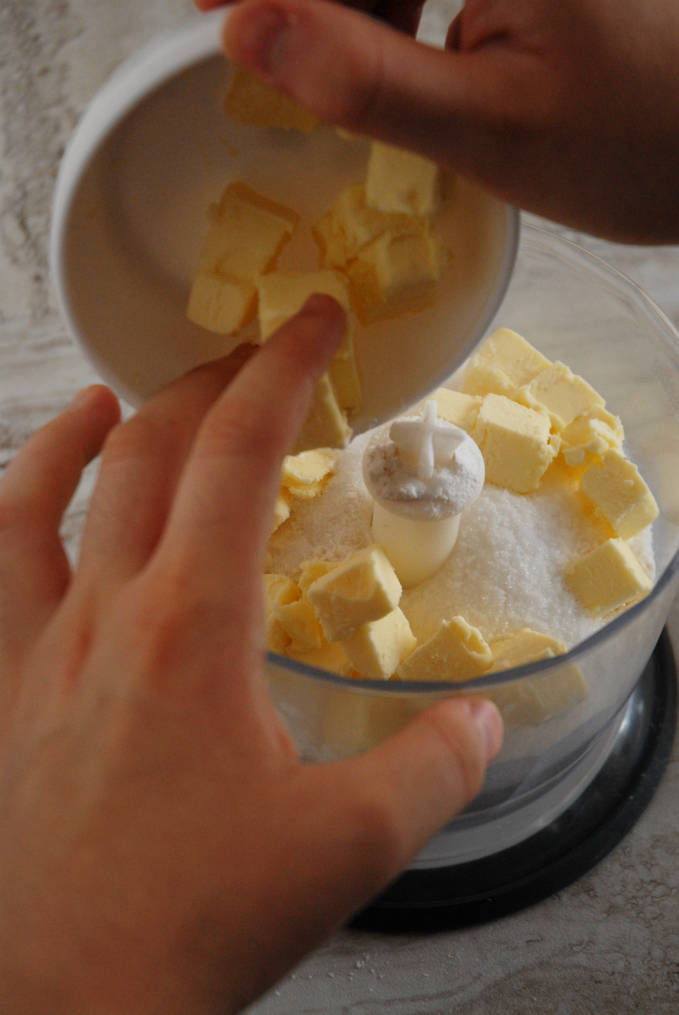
<box><xmin>267</xmin><ymin>224</ymin><xmax>679</xmax><ymax>694</ymax></box>
<box><xmin>49</xmin><ymin>9</ymin><xmax>229</xmax><ymax>342</ymax></box>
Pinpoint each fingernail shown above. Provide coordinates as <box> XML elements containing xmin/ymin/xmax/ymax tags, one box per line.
<box><xmin>468</xmin><ymin>699</ymin><xmax>503</xmax><ymax>762</ymax></box>
<box><xmin>225</xmin><ymin>4</ymin><xmax>294</xmax><ymax>78</ymax></box>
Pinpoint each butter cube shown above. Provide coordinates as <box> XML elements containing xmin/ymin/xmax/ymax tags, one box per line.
<box><xmin>487</xmin><ymin>663</ymin><xmax>588</xmax><ymax>726</ymax></box>
<box><xmin>281</xmin><ymin>449</ymin><xmax>335</xmax><ymax>499</ymax></box>
<box><xmin>431</xmin><ymin>388</ymin><xmax>482</xmax><ymax>433</ymax></box>
<box><xmin>258</xmin><ymin>269</ymin><xmax>351</xmax><ymax>339</ymax></box>
<box><xmin>187</xmin><ymin>273</ymin><xmax>256</xmax><ymax>335</ymax></box>
<box><xmin>518</xmin><ymin>361</ymin><xmax>605</xmax><ymax>430</ymax></box>
<box><xmin>306</xmin><ymin>545</ymin><xmax>402</xmax><ymax>642</ymax></box>
<box><xmin>342</xmin><ymin>607</ymin><xmax>417</xmax><ymax>680</ymax></box>
<box><xmin>276</xmin><ymin>597</ymin><xmax>325</xmax><ymax>653</ymax></box>
<box><xmin>474</xmin><ymin>393</ymin><xmax>558</xmax><ymax>493</ymax></box>
<box><xmin>489</xmin><ymin>628</ymin><xmax>567</xmax><ymax>672</ymax></box>
<box><xmin>263</xmin><ymin>573</ymin><xmax>324</xmax><ymax>654</ymax></box>
<box><xmin>564</xmin><ymin>538</ymin><xmax>653</xmax><ymax>616</ymax></box>
<box><xmin>293</xmin><ymin>372</ymin><xmax>352</xmax><ymax>453</ymax></box>
<box><xmin>580</xmin><ymin>449</ymin><xmax>659</xmax><ymax>538</ymax></box>
<box><xmin>560</xmin><ymin>408</ymin><xmax>624</xmax><ymax>467</ymax></box>
<box><xmin>265</xmin><ymin>617</ymin><xmax>290</xmax><ymax>655</ymax></box>
<box><xmin>197</xmin><ymin>183</ymin><xmax>298</xmax><ymax>278</ymax></box>
<box><xmin>314</xmin><ymin>183</ymin><xmax>417</xmax><ymax>267</ymax></box>
<box><xmin>291</xmin><ymin>642</ymin><xmax>353</xmax><ymax>677</ymax></box>
<box><xmin>224</xmin><ymin>66</ymin><xmax>318</xmax><ymax>131</ymax></box>
<box><xmin>462</xmin><ymin>328</ymin><xmax>551</xmax><ymax>398</ymax></box>
<box><xmin>188</xmin><ymin>182</ymin><xmax>298</xmax><ymax>334</ymax></box>
<box><xmin>348</xmin><ymin>225</ymin><xmax>447</xmax><ymax>323</ymax></box>
<box><xmin>365</xmin><ymin>142</ymin><xmax>443</xmax><ymax>216</ymax></box>
<box><xmin>297</xmin><ymin>558</ymin><xmax>336</xmax><ymax>592</ymax></box>
<box><xmin>319</xmin><ymin>686</ymin><xmax>428</xmax><ymax>760</ymax></box>
<box><xmin>271</xmin><ymin>490</ymin><xmax>291</xmax><ymax>533</ymax></box>
<box><xmin>257</xmin><ymin>269</ymin><xmax>361</xmax><ymax>412</ymax></box>
<box><xmin>313</xmin><ymin>210</ymin><xmax>349</xmax><ymax>270</ymax></box>
<box><xmin>397</xmin><ymin>616</ymin><xmax>492</xmax><ymax>682</ymax></box>
<box><xmin>264</xmin><ymin>573</ymin><xmax>299</xmax><ymax>607</ymax></box>
<box><xmin>263</xmin><ymin>572</ymin><xmax>300</xmax><ymax>653</ymax></box>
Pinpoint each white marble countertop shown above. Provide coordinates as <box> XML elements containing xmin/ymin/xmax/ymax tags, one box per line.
<box><xmin>1</xmin><ymin>2</ymin><xmax>678</xmax><ymax>1012</ymax></box>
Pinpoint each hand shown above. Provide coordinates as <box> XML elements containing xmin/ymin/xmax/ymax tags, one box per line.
<box><xmin>196</xmin><ymin>0</ymin><xmax>426</xmax><ymax>36</ymax></box>
<box><xmin>212</xmin><ymin>0</ymin><xmax>679</xmax><ymax>243</ymax></box>
<box><xmin>0</xmin><ymin>296</ymin><xmax>502</xmax><ymax>1015</ymax></box>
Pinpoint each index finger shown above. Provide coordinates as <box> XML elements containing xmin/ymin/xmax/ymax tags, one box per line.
<box><xmin>155</xmin><ymin>295</ymin><xmax>344</xmax><ymax>606</ymax></box>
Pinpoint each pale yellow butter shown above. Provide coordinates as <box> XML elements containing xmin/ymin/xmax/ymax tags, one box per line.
<box><xmin>462</xmin><ymin>328</ymin><xmax>551</xmax><ymax>398</ymax></box>
<box><xmin>489</xmin><ymin>628</ymin><xmax>566</xmax><ymax>672</ymax></box>
<box><xmin>365</xmin><ymin>142</ymin><xmax>443</xmax><ymax>216</ymax></box>
<box><xmin>275</xmin><ymin>597</ymin><xmax>325</xmax><ymax>653</ymax></box>
<box><xmin>263</xmin><ymin>573</ymin><xmax>300</xmax><ymax>653</ymax></box>
<box><xmin>187</xmin><ymin>182</ymin><xmax>298</xmax><ymax>334</ymax></box>
<box><xmin>263</xmin><ymin>573</ymin><xmax>325</xmax><ymax>654</ymax></box>
<box><xmin>431</xmin><ymin>388</ymin><xmax>482</xmax><ymax>432</ymax></box>
<box><xmin>187</xmin><ymin>273</ymin><xmax>256</xmax><ymax>336</ymax></box>
<box><xmin>313</xmin><ymin>210</ymin><xmax>348</xmax><ymax>270</ymax></box>
<box><xmin>292</xmin><ymin>642</ymin><xmax>353</xmax><ymax>677</ymax></box>
<box><xmin>281</xmin><ymin>449</ymin><xmax>335</xmax><ymax>500</ymax></box>
<box><xmin>257</xmin><ymin>269</ymin><xmax>361</xmax><ymax>413</ymax></box>
<box><xmin>487</xmin><ymin>664</ymin><xmax>588</xmax><ymax>726</ymax></box>
<box><xmin>564</xmin><ymin>538</ymin><xmax>653</xmax><ymax>616</ymax></box>
<box><xmin>560</xmin><ymin>408</ymin><xmax>624</xmax><ymax>467</ymax></box>
<box><xmin>347</xmin><ymin>225</ymin><xmax>447</xmax><ymax>323</ymax></box>
<box><xmin>297</xmin><ymin>558</ymin><xmax>336</xmax><ymax>593</ymax></box>
<box><xmin>474</xmin><ymin>393</ymin><xmax>558</xmax><ymax>493</ymax></box>
<box><xmin>224</xmin><ymin>66</ymin><xmax>318</xmax><ymax>131</ymax></box>
<box><xmin>197</xmin><ymin>183</ymin><xmax>299</xmax><ymax>277</ymax></box>
<box><xmin>271</xmin><ymin>491</ymin><xmax>291</xmax><ymax>534</ymax></box>
<box><xmin>258</xmin><ymin>268</ymin><xmax>352</xmax><ymax>339</ymax></box>
<box><xmin>518</xmin><ymin>361</ymin><xmax>605</xmax><ymax>431</ymax></box>
<box><xmin>306</xmin><ymin>545</ymin><xmax>402</xmax><ymax>642</ymax></box>
<box><xmin>580</xmin><ymin>449</ymin><xmax>659</xmax><ymax>538</ymax></box>
<box><xmin>314</xmin><ymin>183</ymin><xmax>418</xmax><ymax>268</ymax></box>
<box><xmin>293</xmin><ymin>373</ymin><xmax>352</xmax><ymax>453</ymax></box>
<box><xmin>397</xmin><ymin>616</ymin><xmax>492</xmax><ymax>682</ymax></box>
<box><xmin>487</xmin><ymin>629</ymin><xmax>588</xmax><ymax>728</ymax></box>
<box><xmin>341</xmin><ymin>607</ymin><xmax>417</xmax><ymax>680</ymax></box>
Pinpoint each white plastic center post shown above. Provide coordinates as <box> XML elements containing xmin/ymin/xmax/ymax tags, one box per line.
<box><xmin>362</xmin><ymin>400</ymin><xmax>485</xmax><ymax>588</ymax></box>
<box><xmin>370</xmin><ymin>504</ymin><xmax>461</xmax><ymax>588</ymax></box>
<box><xmin>390</xmin><ymin>400</ymin><xmax>465</xmax><ymax>480</ymax></box>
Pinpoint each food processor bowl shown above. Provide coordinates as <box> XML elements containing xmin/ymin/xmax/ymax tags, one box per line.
<box><xmin>264</xmin><ymin>224</ymin><xmax>679</xmax><ymax>866</ymax></box>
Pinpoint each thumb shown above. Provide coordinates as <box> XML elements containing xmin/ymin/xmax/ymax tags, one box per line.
<box><xmin>222</xmin><ymin>0</ymin><xmax>481</xmax><ymax>163</ymax></box>
<box><xmin>325</xmin><ymin>696</ymin><xmax>503</xmax><ymax>894</ymax></box>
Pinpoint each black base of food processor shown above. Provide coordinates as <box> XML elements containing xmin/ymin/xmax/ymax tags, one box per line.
<box><xmin>351</xmin><ymin>629</ymin><xmax>677</xmax><ymax>934</ymax></box>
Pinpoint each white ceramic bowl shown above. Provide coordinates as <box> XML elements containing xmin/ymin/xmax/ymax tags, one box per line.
<box><xmin>50</xmin><ymin>10</ymin><xmax>518</xmax><ymax>430</ymax></box>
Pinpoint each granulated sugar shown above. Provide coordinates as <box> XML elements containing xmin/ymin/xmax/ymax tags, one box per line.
<box><xmin>404</xmin><ymin>484</ymin><xmax>614</xmax><ymax>647</ymax></box>
<box><xmin>267</xmin><ymin>431</ymin><xmax>655</xmax><ymax>653</ymax></box>
<box><xmin>266</xmin><ymin>432</ymin><xmax>375</xmax><ymax>576</ymax></box>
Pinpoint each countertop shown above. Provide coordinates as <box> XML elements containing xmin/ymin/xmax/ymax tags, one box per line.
<box><xmin>1</xmin><ymin>2</ymin><xmax>678</xmax><ymax>1012</ymax></box>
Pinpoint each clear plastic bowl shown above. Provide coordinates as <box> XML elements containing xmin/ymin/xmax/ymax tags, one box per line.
<box><xmin>264</xmin><ymin>224</ymin><xmax>679</xmax><ymax>866</ymax></box>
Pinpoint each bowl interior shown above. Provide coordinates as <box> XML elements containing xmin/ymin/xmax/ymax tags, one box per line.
<box><xmin>51</xmin><ymin>17</ymin><xmax>516</xmax><ymax>429</ymax></box>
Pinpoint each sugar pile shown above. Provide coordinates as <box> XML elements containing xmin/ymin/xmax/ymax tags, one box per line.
<box><xmin>266</xmin><ymin>428</ymin><xmax>655</xmax><ymax>654</ymax></box>
<box><xmin>266</xmin><ymin>432</ymin><xmax>375</xmax><ymax>576</ymax></box>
